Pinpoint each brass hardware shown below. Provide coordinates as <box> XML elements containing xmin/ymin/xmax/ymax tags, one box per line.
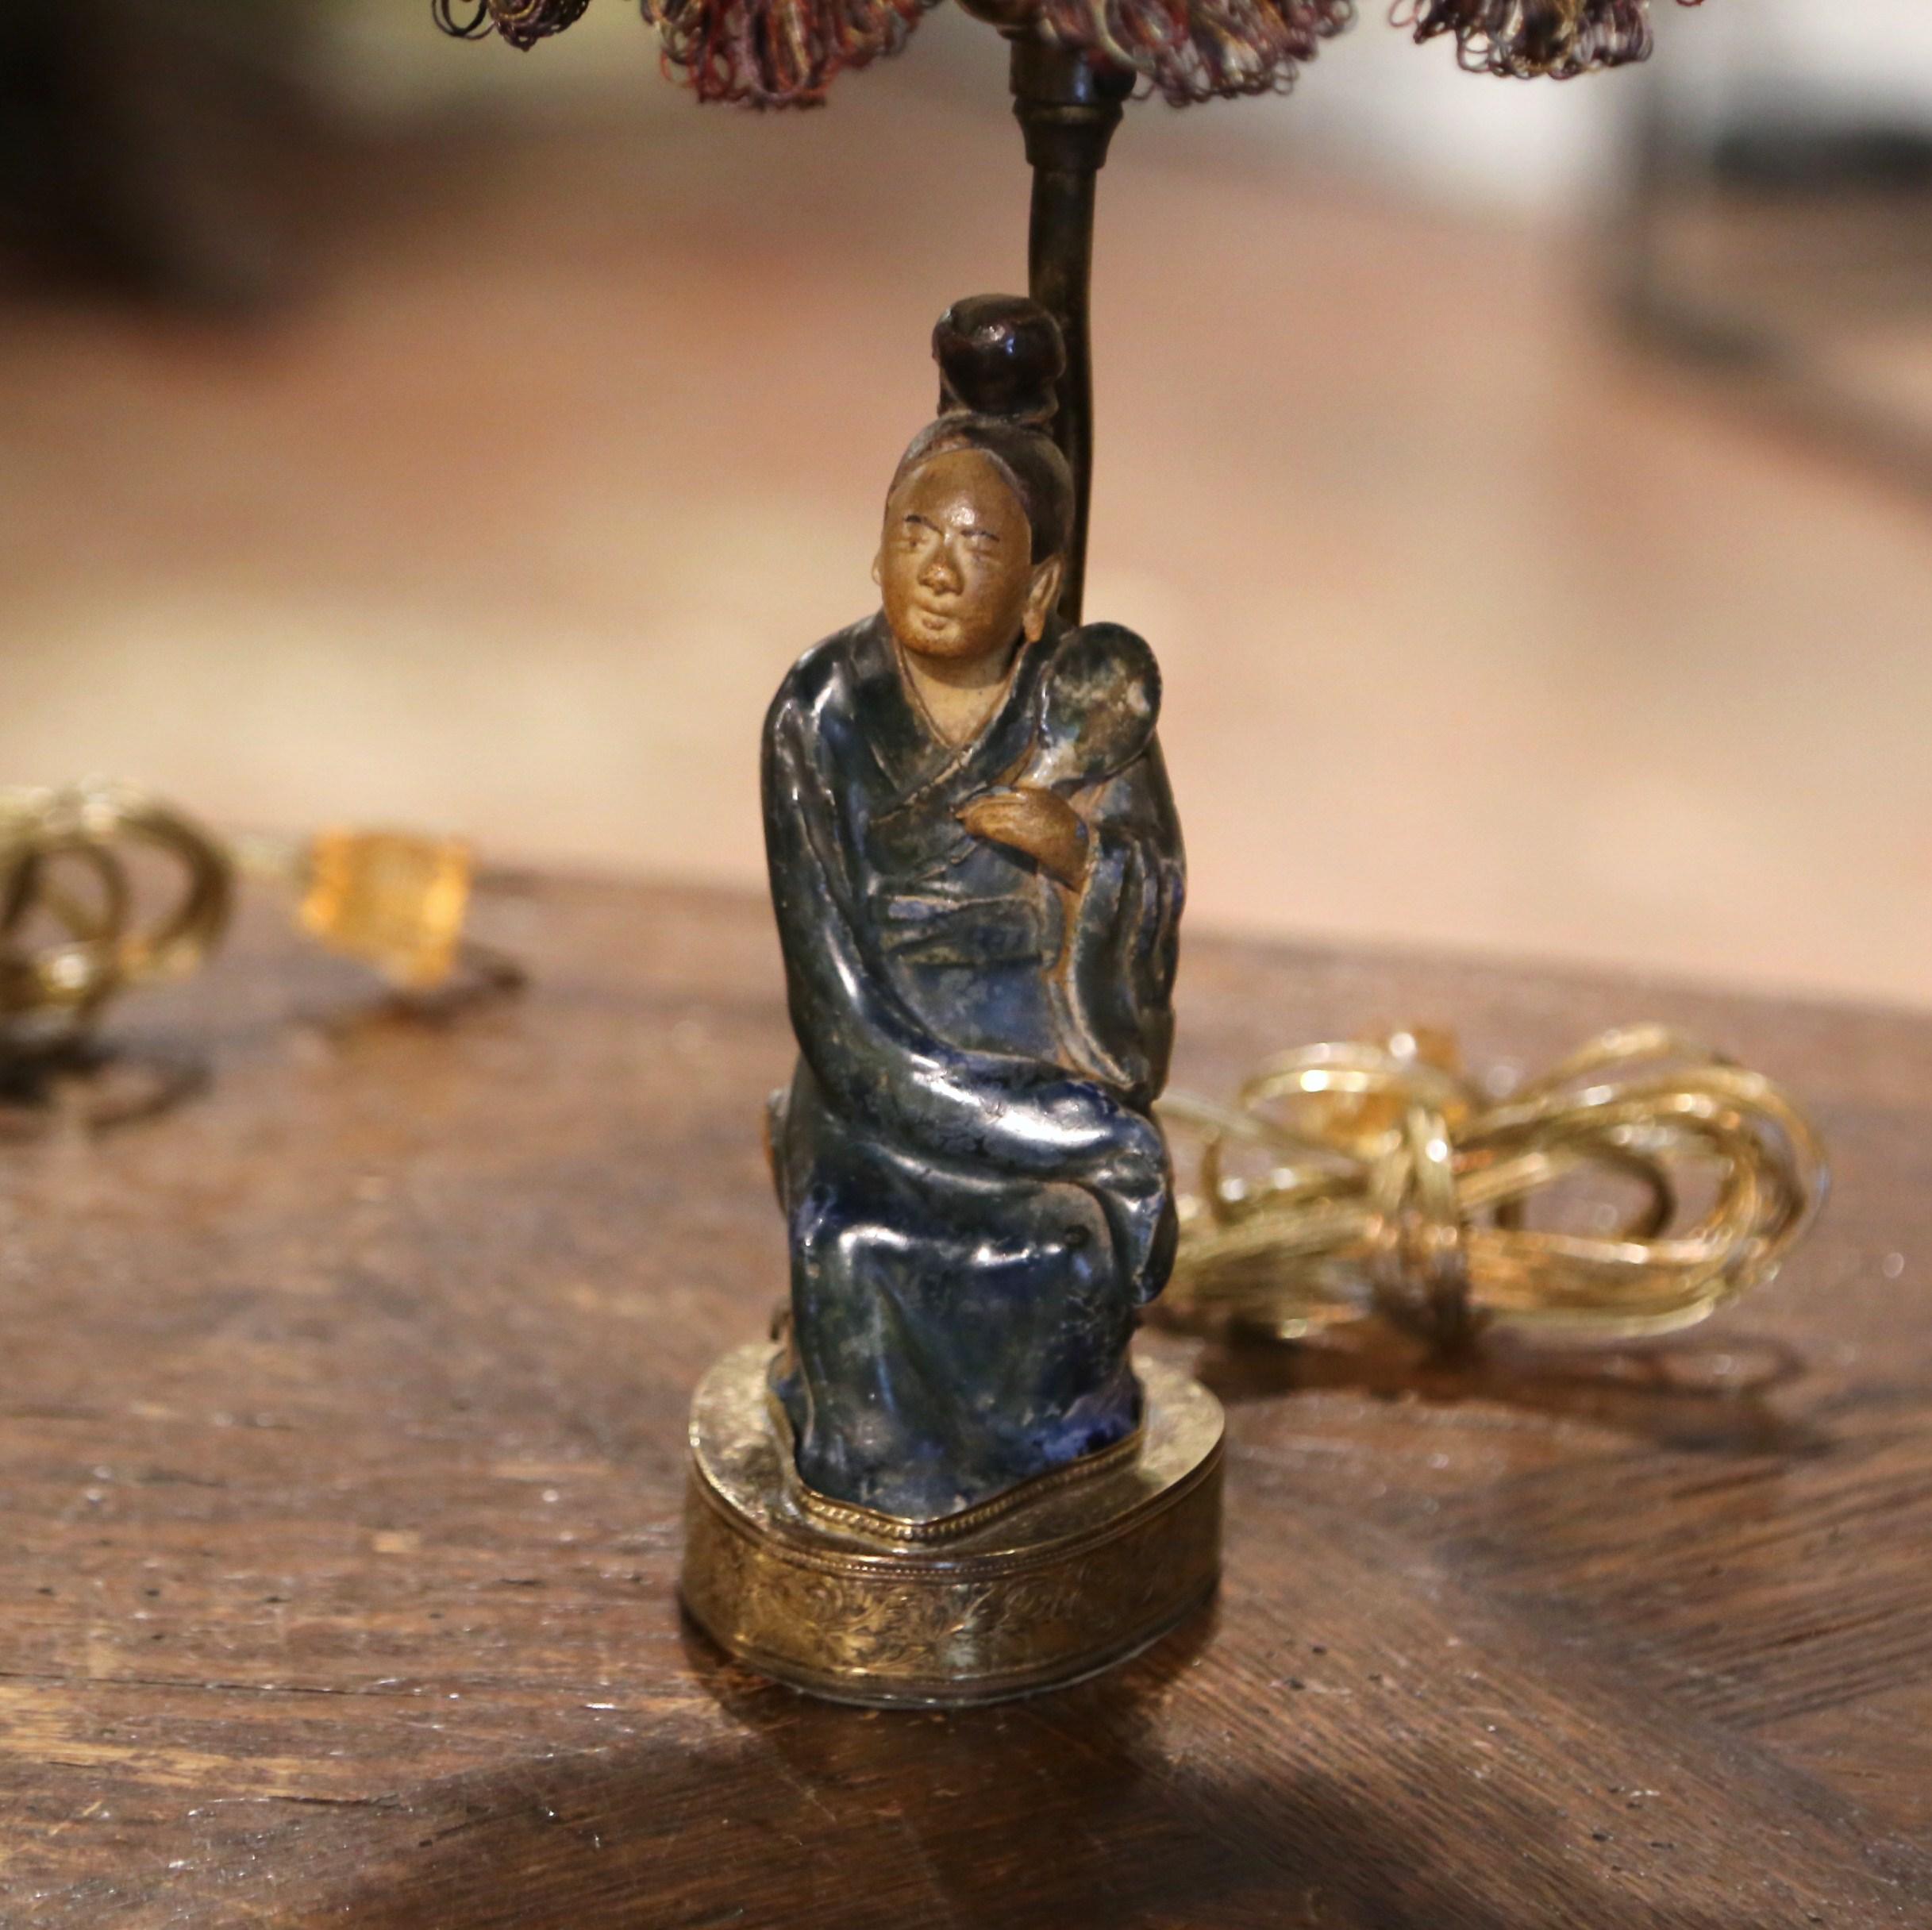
<box><xmin>295</xmin><ymin>828</ymin><xmax>475</xmax><ymax>991</ymax></box>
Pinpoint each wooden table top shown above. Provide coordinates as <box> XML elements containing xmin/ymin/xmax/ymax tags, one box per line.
<box><xmin>2</xmin><ymin>877</ymin><xmax>1927</xmax><ymax>1928</ymax></box>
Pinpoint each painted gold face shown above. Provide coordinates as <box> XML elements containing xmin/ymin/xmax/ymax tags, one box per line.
<box><xmin>876</xmin><ymin>449</ymin><xmax>1061</xmax><ymax>665</ymax></box>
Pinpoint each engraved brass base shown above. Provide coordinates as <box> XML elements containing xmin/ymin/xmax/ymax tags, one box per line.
<box><xmin>680</xmin><ymin>1343</ymin><xmax>1224</xmax><ymax>1707</ymax></box>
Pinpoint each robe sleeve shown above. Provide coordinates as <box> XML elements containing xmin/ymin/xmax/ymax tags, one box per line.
<box><xmin>1056</xmin><ymin>738</ymin><xmax>1185</xmax><ymax>1115</ymax></box>
<box><xmin>763</xmin><ymin>680</ymin><xmax>1174</xmax><ymax>1298</ymax></box>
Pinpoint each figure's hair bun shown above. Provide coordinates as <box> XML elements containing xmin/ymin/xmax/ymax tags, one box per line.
<box><xmin>933</xmin><ymin>295</ymin><xmax>1064</xmax><ymax>426</ymax></box>
<box><xmin>897</xmin><ymin>296</ymin><xmax>1074</xmax><ymax>564</ymax></box>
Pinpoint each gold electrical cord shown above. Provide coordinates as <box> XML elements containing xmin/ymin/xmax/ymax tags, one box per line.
<box><xmin>0</xmin><ymin>784</ymin><xmax>234</xmax><ymax>1046</ymax></box>
<box><xmin>1156</xmin><ymin>1026</ymin><xmax>1828</xmax><ymax>1350</ymax></box>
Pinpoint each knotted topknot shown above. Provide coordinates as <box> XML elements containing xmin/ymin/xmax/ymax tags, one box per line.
<box><xmin>933</xmin><ymin>296</ymin><xmax>1065</xmax><ymax>426</ymax></box>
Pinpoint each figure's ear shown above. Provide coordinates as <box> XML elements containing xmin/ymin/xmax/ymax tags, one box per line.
<box><xmin>1022</xmin><ymin>557</ymin><xmax>1064</xmax><ymax>641</ymax></box>
<box><xmin>871</xmin><ymin>549</ymin><xmax>884</xmax><ymax>589</ymax></box>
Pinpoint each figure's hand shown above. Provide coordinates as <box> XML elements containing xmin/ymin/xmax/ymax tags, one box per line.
<box><xmin>956</xmin><ymin>786</ymin><xmax>1090</xmax><ymax>889</ymax></box>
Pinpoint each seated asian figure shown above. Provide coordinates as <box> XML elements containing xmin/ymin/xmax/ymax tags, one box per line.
<box><xmin>763</xmin><ymin>296</ymin><xmax>1185</xmax><ymax>1523</ymax></box>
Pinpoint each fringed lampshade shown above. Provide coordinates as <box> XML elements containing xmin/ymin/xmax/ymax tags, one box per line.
<box><xmin>438</xmin><ymin>0</ymin><xmax>1702</xmax><ymax>106</ymax></box>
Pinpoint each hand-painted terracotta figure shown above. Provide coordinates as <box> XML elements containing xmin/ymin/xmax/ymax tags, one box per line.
<box><xmin>763</xmin><ymin>296</ymin><xmax>1184</xmax><ymax>1523</ymax></box>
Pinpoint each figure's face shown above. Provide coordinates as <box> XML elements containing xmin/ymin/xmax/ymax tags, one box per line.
<box><xmin>876</xmin><ymin>449</ymin><xmax>1062</xmax><ymax>663</ymax></box>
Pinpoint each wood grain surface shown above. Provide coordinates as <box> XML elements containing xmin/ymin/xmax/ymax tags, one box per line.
<box><xmin>1</xmin><ymin>877</ymin><xmax>1927</xmax><ymax>1927</ymax></box>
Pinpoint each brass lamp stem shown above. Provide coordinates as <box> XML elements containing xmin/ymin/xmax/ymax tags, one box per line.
<box><xmin>1008</xmin><ymin>40</ymin><xmax>1131</xmax><ymax>628</ymax></box>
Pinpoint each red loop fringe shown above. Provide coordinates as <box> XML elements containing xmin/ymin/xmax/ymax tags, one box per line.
<box><xmin>644</xmin><ymin>0</ymin><xmax>935</xmax><ymax>103</ymax></box>
<box><xmin>465</xmin><ymin>0</ymin><xmax>595</xmax><ymax>48</ymax></box>
<box><xmin>1034</xmin><ymin>0</ymin><xmax>1355</xmax><ymax>105</ymax></box>
<box><xmin>1391</xmin><ymin>0</ymin><xmax>1700</xmax><ymax>79</ymax></box>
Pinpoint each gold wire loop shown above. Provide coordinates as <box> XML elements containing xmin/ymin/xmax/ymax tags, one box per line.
<box><xmin>1157</xmin><ymin>1025</ymin><xmax>1829</xmax><ymax>1350</ymax></box>
<box><xmin>0</xmin><ymin>782</ymin><xmax>234</xmax><ymax>1045</ymax></box>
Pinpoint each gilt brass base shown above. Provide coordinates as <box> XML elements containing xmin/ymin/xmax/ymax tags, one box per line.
<box><xmin>680</xmin><ymin>1343</ymin><xmax>1224</xmax><ymax>1707</ymax></box>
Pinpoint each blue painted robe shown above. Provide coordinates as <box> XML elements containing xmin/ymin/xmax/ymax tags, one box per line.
<box><xmin>763</xmin><ymin>611</ymin><xmax>1184</xmax><ymax>1521</ymax></box>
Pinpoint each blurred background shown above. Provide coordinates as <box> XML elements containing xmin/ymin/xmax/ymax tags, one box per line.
<box><xmin>5</xmin><ymin>0</ymin><xmax>1931</xmax><ymax>1007</ymax></box>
